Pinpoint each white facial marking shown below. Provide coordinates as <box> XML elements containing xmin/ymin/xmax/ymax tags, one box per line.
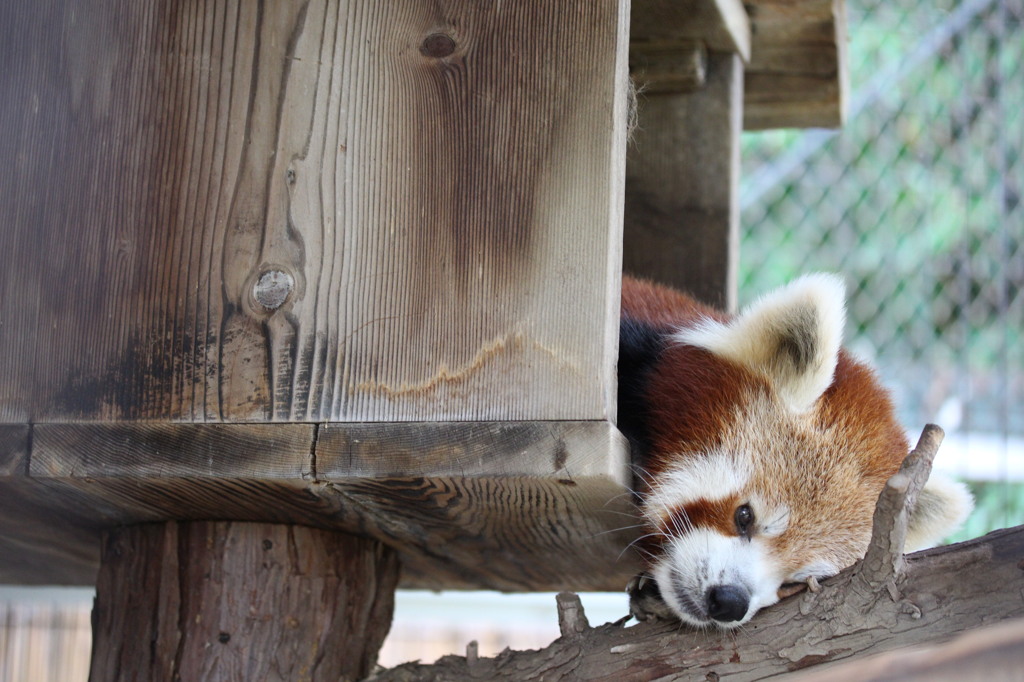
<box><xmin>642</xmin><ymin>452</ymin><xmax>751</xmax><ymax>528</ymax></box>
<box><xmin>653</xmin><ymin>529</ymin><xmax>781</xmax><ymax>628</ymax></box>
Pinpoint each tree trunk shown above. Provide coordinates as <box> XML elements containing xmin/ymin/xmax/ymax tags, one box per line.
<box><xmin>89</xmin><ymin>521</ymin><xmax>399</xmax><ymax>682</ymax></box>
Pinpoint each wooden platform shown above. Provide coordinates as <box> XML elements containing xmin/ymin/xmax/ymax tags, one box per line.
<box><xmin>0</xmin><ymin>0</ymin><xmax>848</xmax><ymax>592</ymax></box>
<box><xmin>1</xmin><ymin>422</ymin><xmax>637</xmax><ymax>590</ymax></box>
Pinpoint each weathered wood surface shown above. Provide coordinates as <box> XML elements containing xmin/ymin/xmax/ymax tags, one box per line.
<box><xmin>623</xmin><ymin>52</ymin><xmax>743</xmax><ymax>309</ymax></box>
<box><xmin>790</xmin><ymin>617</ymin><xmax>1024</xmax><ymax>682</ymax></box>
<box><xmin>631</xmin><ymin>0</ymin><xmax>751</xmax><ymax>60</ymax></box>
<box><xmin>370</xmin><ymin>525</ymin><xmax>1024</xmax><ymax>681</ymax></box>
<box><xmin>0</xmin><ymin>426</ymin><xmax>99</xmax><ymax>584</ymax></box>
<box><xmin>0</xmin><ymin>0</ymin><xmax>629</xmax><ymax>424</ymax></box>
<box><xmin>1</xmin><ymin>422</ymin><xmax>639</xmax><ymax>590</ymax></box>
<box><xmin>630</xmin><ymin>0</ymin><xmax>847</xmax><ymax>129</ymax></box>
<box><xmin>89</xmin><ymin>522</ymin><xmax>399</xmax><ymax>682</ymax></box>
<box><xmin>743</xmin><ymin>0</ymin><xmax>848</xmax><ymax>129</ymax></box>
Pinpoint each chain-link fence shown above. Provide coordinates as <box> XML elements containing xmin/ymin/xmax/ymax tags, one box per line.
<box><xmin>740</xmin><ymin>0</ymin><xmax>1024</xmax><ymax>539</ymax></box>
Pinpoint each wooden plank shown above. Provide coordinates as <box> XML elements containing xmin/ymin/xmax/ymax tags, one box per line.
<box><xmin>7</xmin><ymin>422</ymin><xmax>639</xmax><ymax>590</ymax></box>
<box><xmin>631</xmin><ymin>0</ymin><xmax>751</xmax><ymax>61</ymax></box>
<box><xmin>630</xmin><ymin>0</ymin><xmax>846</xmax><ymax>129</ymax></box>
<box><xmin>623</xmin><ymin>52</ymin><xmax>743</xmax><ymax>310</ymax></box>
<box><xmin>0</xmin><ymin>426</ymin><xmax>99</xmax><ymax>584</ymax></box>
<box><xmin>0</xmin><ymin>0</ymin><xmax>629</xmax><ymax>423</ymax></box>
<box><xmin>0</xmin><ymin>425</ymin><xmax>29</xmax><ymax>477</ymax></box>
<box><xmin>743</xmin><ymin>0</ymin><xmax>848</xmax><ymax>129</ymax></box>
<box><xmin>316</xmin><ymin>421</ymin><xmax>629</xmax><ymax>480</ymax></box>
<box><xmin>31</xmin><ymin>423</ymin><xmax>315</xmax><ymax>479</ymax></box>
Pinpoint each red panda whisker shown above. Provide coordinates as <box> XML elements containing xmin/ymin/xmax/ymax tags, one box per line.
<box><xmin>602</xmin><ymin>491</ymin><xmax>642</xmax><ymax>507</ymax></box>
<box><xmin>590</xmin><ymin>522</ymin><xmax>649</xmax><ymax>539</ymax></box>
<box><xmin>619</xmin><ymin>531</ymin><xmax>668</xmax><ymax>561</ymax></box>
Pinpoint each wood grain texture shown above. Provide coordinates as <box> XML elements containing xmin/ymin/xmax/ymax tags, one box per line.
<box><xmin>790</xmin><ymin>617</ymin><xmax>1024</xmax><ymax>682</ymax></box>
<box><xmin>316</xmin><ymin>420</ymin><xmax>628</xmax><ymax>480</ymax></box>
<box><xmin>32</xmin><ymin>423</ymin><xmax>315</xmax><ymax>479</ymax></box>
<box><xmin>629</xmin><ymin>0</ymin><xmax>846</xmax><ymax>129</ymax></box>
<box><xmin>631</xmin><ymin>0</ymin><xmax>751</xmax><ymax>60</ymax></box>
<box><xmin>623</xmin><ymin>52</ymin><xmax>742</xmax><ymax>310</ymax></box>
<box><xmin>0</xmin><ymin>425</ymin><xmax>29</xmax><ymax>477</ymax></box>
<box><xmin>5</xmin><ymin>422</ymin><xmax>640</xmax><ymax>590</ymax></box>
<box><xmin>88</xmin><ymin>522</ymin><xmax>399</xmax><ymax>682</ymax></box>
<box><xmin>743</xmin><ymin>0</ymin><xmax>848</xmax><ymax>129</ymax></box>
<box><xmin>0</xmin><ymin>0</ymin><xmax>629</xmax><ymax>423</ymax></box>
<box><xmin>0</xmin><ymin>426</ymin><xmax>100</xmax><ymax>583</ymax></box>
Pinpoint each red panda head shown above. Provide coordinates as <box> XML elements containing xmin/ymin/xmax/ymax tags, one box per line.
<box><xmin>628</xmin><ymin>274</ymin><xmax>973</xmax><ymax>629</ymax></box>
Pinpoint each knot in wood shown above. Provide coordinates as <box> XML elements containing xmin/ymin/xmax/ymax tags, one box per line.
<box><xmin>420</xmin><ymin>33</ymin><xmax>456</xmax><ymax>58</ymax></box>
<box><xmin>253</xmin><ymin>269</ymin><xmax>294</xmax><ymax>310</ymax></box>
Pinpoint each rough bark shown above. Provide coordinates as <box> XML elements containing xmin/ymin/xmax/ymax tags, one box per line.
<box><xmin>89</xmin><ymin>521</ymin><xmax>399</xmax><ymax>682</ymax></box>
<box><xmin>370</xmin><ymin>426</ymin><xmax>1024</xmax><ymax>680</ymax></box>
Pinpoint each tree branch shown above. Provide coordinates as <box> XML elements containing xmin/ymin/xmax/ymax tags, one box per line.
<box><xmin>370</xmin><ymin>426</ymin><xmax>1024</xmax><ymax>681</ymax></box>
<box><xmin>857</xmin><ymin>423</ymin><xmax>943</xmax><ymax>588</ymax></box>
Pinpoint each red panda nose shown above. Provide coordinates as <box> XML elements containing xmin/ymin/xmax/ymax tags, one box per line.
<box><xmin>706</xmin><ymin>585</ymin><xmax>750</xmax><ymax>623</ymax></box>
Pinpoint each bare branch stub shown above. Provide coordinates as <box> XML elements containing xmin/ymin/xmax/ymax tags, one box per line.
<box><xmin>858</xmin><ymin>424</ymin><xmax>944</xmax><ymax>587</ymax></box>
<box><xmin>556</xmin><ymin>591</ymin><xmax>591</xmax><ymax>638</ymax></box>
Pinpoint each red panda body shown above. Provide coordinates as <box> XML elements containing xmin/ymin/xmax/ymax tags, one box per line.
<box><xmin>618</xmin><ymin>275</ymin><xmax>971</xmax><ymax>628</ymax></box>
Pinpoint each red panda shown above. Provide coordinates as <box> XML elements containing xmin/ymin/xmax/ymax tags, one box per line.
<box><xmin>618</xmin><ymin>274</ymin><xmax>973</xmax><ymax>629</ymax></box>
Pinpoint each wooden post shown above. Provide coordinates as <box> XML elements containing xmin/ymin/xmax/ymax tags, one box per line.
<box><xmin>88</xmin><ymin>522</ymin><xmax>399</xmax><ymax>682</ymax></box>
<box><xmin>624</xmin><ymin>51</ymin><xmax>744</xmax><ymax>311</ymax></box>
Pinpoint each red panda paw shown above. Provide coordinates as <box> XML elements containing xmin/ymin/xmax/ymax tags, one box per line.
<box><xmin>626</xmin><ymin>573</ymin><xmax>676</xmax><ymax>622</ymax></box>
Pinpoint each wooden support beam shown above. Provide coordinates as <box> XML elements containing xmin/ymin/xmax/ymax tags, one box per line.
<box><xmin>623</xmin><ymin>52</ymin><xmax>743</xmax><ymax>310</ymax></box>
<box><xmin>1</xmin><ymin>422</ymin><xmax>637</xmax><ymax>591</ymax></box>
<box><xmin>631</xmin><ymin>0</ymin><xmax>751</xmax><ymax>61</ymax></box>
<box><xmin>743</xmin><ymin>0</ymin><xmax>848</xmax><ymax>129</ymax></box>
<box><xmin>630</xmin><ymin>0</ymin><xmax>848</xmax><ymax>129</ymax></box>
<box><xmin>88</xmin><ymin>522</ymin><xmax>399</xmax><ymax>681</ymax></box>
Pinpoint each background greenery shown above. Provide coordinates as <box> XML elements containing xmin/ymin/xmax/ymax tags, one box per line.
<box><xmin>739</xmin><ymin>0</ymin><xmax>1023</xmax><ymax>541</ymax></box>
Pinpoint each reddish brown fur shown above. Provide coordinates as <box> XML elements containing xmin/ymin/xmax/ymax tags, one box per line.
<box><xmin>621</xmin><ymin>276</ymin><xmax>727</xmax><ymax>329</ymax></box>
<box><xmin>643</xmin><ymin>345</ymin><xmax>763</xmax><ymax>480</ymax></box>
<box><xmin>820</xmin><ymin>353</ymin><xmax>910</xmax><ymax>480</ymax></box>
<box><xmin>664</xmin><ymin>497</ymin><xmax>740</xmax><ymax>538</ymax></box>
<box><xmin>621</xmin><ymin>275</ymin><xmax>910</xmax><ymax>578</ymax></box>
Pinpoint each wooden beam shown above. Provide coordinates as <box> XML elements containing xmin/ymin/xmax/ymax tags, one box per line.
<box><xmin>623</xmin><ymin>52</ymin><xmax>743</xmax><ymax>310</ymax></box>
<box><xmin>631</xmin><ymin>0</ymin><xmax>751</xmax><ymax>61</ymax></box>
<box><xmin>743</xmin><ymin>0</ymin><xmax>848</xmax><ymax>129</ymax></box>
<box><xmin>2</xmin><ymin>422</ymin><xmax>638</xmax><ymax>591</ymax></box>
<box><xmin>630</xmin><ymin>0</ymin><xmax>848</xmax><ymax>129</ymax></box>
<box><xmin>630</xmin><ymin>40</ymin><xmax>708</xmax><ymax>95</ymax></box>
<box><xmin>0</xmin><ymin>425</ymin><xmax>98</xmax><ymax>584</ymax></box>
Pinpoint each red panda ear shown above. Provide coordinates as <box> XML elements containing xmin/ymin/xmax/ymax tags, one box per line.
<box><xmin>672</xmin><ymin>274</ymin><xmax>846</xmax><ymax>413</ymax></box>
<box><xmin>905</xmin><ymin>474</ymin><xmax>974</xmax><ymax>551</ymax></box>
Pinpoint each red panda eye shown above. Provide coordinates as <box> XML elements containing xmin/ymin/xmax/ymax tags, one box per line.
<box><xmin>734</xmin><ymin>504</ymin><xmax>755</xmax><ymax>535</ymax></box>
